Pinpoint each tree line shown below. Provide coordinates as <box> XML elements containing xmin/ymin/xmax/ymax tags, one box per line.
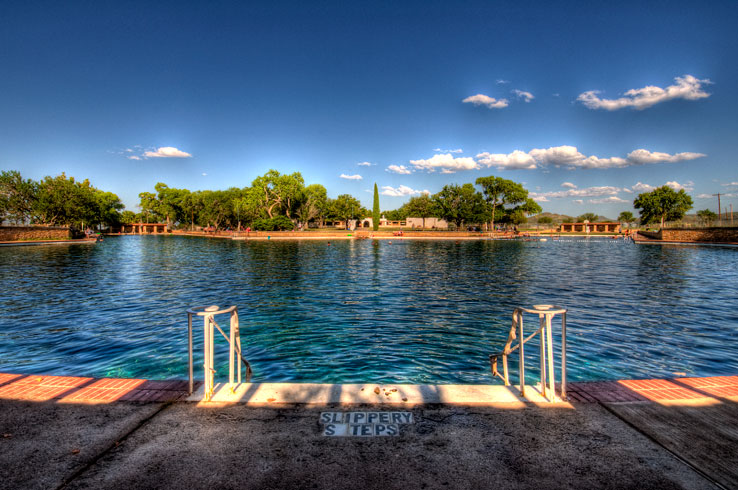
<box><xmin>137</xmin><ymin>170</ymin><xmax>367</xmax><ymax>231</ymax></box>
<box><xmin>0</xmin><ymin>170</ymin><xmax>124</xmax><ymax>228</ymax></box>
<box><xmin>384</xmin><ymin>177</ymin><xmax>542</xmax><ymax>230</ymax></box>
<box><xmin>138</xmin><ymin>172</ymin><xmax>543</xmax><ymax>231</ymax></box>
<box><xmin>1</xmin><ymin>168</ymin><xmax>710</xmax><ymax>231</ymax></box>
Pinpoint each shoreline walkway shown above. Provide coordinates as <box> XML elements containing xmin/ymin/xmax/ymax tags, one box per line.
<box><xmin>1</xmin><ymin>372</ymin><xmax>737</xmax><ymax>489</ymax></box>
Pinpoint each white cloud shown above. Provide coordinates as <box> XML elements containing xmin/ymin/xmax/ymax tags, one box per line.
<box><xmin>143</xmin><ymin>146</ymin><xmax>192</xmax><ymax>158</ymax></box>
<box><xmin>528</xmin><ymin>146</ymin><xmax>627</xmax><ymax>169</ymax></box>
<box><xmin>202</xmin><ymin>173</ymin><xmax>207</xmax><ymax>176</ymax></box>
<box><xmin>589</xmin><ymin>196</ymin><xmax>628</xmax><ymax>204</ymax></box>
<box><xmin>697</xmin><ymin>194</ymin><xmax>712</xmax><ymax>199</ymax></box>
<box><xmin>356</xmin><ymin>161</ymin><xmax>373</xmax><ymax>167</ymax></box>
<box><xmin>405</xmin><ymin>146</ymin><xmax>705</xmax><ymax>175</ymax></box>
<box><xmin>577</xmin><ymin>74</ymin><xmax>711</xmax><ymax>111</ymax></box>
<box><xmin>476</xmin><ymin>150</ymin><xmax>537</xmax><ymax>170</ymax></box>
<box><xmin>512</xmin><ymin>89</ymin><xmax>534</xmax><ymax>102</ymax></box>
<box><xmin>496</xmin><ymin>79</ymin><xmax>510</xmax><ymax>84</ymax></box>
<box><xmin>632</xmin><ymin>182</ymin><xmax>654</xmax><ymax>192</ymax></box>
<box><xmin>573</xmin><ymin>199</ymin><xmax>584</xmax><ymax>204</ymax></box>
<box><xmin>530</xmin><ymin>186</ymin><xmax>621</xmax><ymax>201</ymax></box>
<box><xmin>622</xmin><ymin>188</ymin><xmax>633</xmax><ymax>193</ymax></box>
<box><xmin>381</xmin><ymin>185</ymin><xmax>426</xmax><ymax>197</ymax></box>
<box><xmin>632</xmin><ymin>181</ymin><xmax>694</xmax><ymax>193</ymax></box>
<box><xmin>125</xmin><ymin>148</ymin><xmax>133</xmax><ymax>152</ymax></box>
<box><xmin>533</xmin><ymin>195</ymin><xmax>549</xmax><ymax>202</ymax></box>
<box><xmin>433</xmin><ymin>148</ymin><xmax>463</xmax><ymax>154</ymax></box>
<box><xmin>409</xmin><ymin>153</ymin><xmax>478</xmax><ymax>172</ymax></box>
<box><xmin>626</xmin><ymin>149</ymin><xmax>705</xmax><ymax>165</ymax></box>
<box><xmin>386</xmin><ymin>165</ymin><xmax>412</xmax><ymax>175</ymax></box>
<box><xmin>480</xmin><ymin>145</ymin><xmax>705</xmax><ymax>170</ymax></box>
<box><xmin>666</xmin><ymin>180</ymin><xmax>694</xmax><ymax>191</ymax></box>
<box><xmin>127</xmin><ymin>155</ymin><xmax>141</xmax><ymax>160</ymax></box>
<box><xmin>561</xmin><ymin>182</ymin><xmax>577</xmax><ymax>189</ymax></box>
<box><xmin>340</xmin><ymin>174</ymin><xmax>363</xmax><ymax>180</ymax></box>
<box><xmin>722</xmin><ymin>182</ymin><xmax>738</xmax><ymax>187</ymax></box>
<box><xmin>462</xmin><ymin>94</ymin><xmax>509</xmax><ymax>109</ymax></box>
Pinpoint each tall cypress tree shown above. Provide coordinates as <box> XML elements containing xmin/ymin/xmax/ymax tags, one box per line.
<box><xmin>372</xmin><ymin>183</ymin><xmax>380</xmax><ymax>231</ymax></box>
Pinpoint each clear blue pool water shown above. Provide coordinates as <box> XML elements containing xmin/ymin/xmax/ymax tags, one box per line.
<box><xmin>1</xmin><ymin>235</ymin><xmax>736</xmax><ymax>384</ymax></box>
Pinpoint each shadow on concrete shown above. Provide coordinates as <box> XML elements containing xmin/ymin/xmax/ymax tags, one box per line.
<box><xmin>50</xmin><ymin>401</ymin><xmax>712</xmax><ymax>490</ymax></box>
<box><xmin>585</xmin><ymin>377</ymin><xmax>738</xmax><ymax>489</ymax></box>
<box><xmin>3</xmin><ymin>372</ymin><xmax>737</xmax><ymax>489</ymax></box>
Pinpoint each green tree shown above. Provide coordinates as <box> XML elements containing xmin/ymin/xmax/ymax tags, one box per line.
<box><xmin>34</xmin><ymin>173</ymin><xmax>100</xmax><ymax>227</ymax></box>
<box><xmin>433</xmin><ymin>183</ymin><xmax>489</xmax><ymax>230</ymax></box>
<box><xmin>154</xmin><ymin>183</ymin><xmax>181</xmax><ymax>227</ymax></box>
<box><xmin>138</xmin><ymin>192</ymin><xmax>161</xmax><ymax>223</ymax></box>
<box><xmin>404</xmin><ymin>194</ymin><xmax>437</xmax><ymax>229</ymax></box>
<box><xmin>0</xmin><ymin>170</ymin><xmax>37</xmax><ymax>224</ymax></box>
<box><xmin>696</xmin><ymin>209</ymin><xmax>718</xmax><ymax>225</ymax></box>
<box><xmin>633</xmin><ymin>186</ymin><xmax>693</xmax><ymax>228</ymax></box>
<box><xmin>251</xmin><ymin>169</ymin><xmax>305</xmax><ymax>218</ymax></box>
<box><xmin>475</xmin><ymin>176</ymin><xmax>529</xmax><ymax>230</ymax></box>
<box><xmin>383</xmin><ymin>208</ymin><xmax>408</xmax><ymax>221</ymax></box>
<box><xmin>537</xmin><ymin>216</ymin><xmax>553</xmax><ymax>226</ymax></box>
<box><xmin>330</xmin><ymin>194</ymin><xmax>363</xmax><ymax>229</ymax></box>
<box><xmin>617</xmin><ymin>211</ymin><xmax>635</xmax><ymax>227</ymax></box>
<box><xmin>233</xmin><ymin>187</ymin><xmax>263</xmax><ymax>230</ymax></box>
<box><xmin>296</xmin><ymin>184</ymin><xmax>328</xmax><ymax>228</ymax></box>
<box><xmin>120</xmin><ymin>210</ymin><xmax>137</xmax><ymax>224</ymax></box>
<box><xmin>196</xmin><ymin>190</ymin><xmax>233</xmax><ymax>230</ymax></box>
<box><xmin>92</xmin><ymin>190</ymin><xmax>125</xmax><ymax>227</ymax></box>
<box><xmin>578</xmin><ymin>213</ymin><xmax>599</xmax><ymax>222</ymax></box>
<box><xmin>254</xmin><ymin>215</ymin><xmax>293</xmax><ymax>231</ymax></box>
<box><xmin>372</xmin><ymin>183</ymin><xmax>380</xmax><ymax>231</ymax></box>
<box><xmin>180</xmin><ymin>191</ymin><xmax>203</xmax><ymax>230</ymax></box>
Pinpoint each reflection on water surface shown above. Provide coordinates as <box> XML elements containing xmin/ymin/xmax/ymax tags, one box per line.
<box><xmin>1</xmin><ymin>236</ymin><xmax>736</xmax><ymax>384</ymax></box>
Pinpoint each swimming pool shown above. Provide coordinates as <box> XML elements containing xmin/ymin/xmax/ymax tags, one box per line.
<box><xmin>1</xmin><ymin>236</ymin><xmax>736</xmax><ymax>384</ymax></box>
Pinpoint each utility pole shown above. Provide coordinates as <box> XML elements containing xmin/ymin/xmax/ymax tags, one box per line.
<box><xmin>713</xmin><ymin>193</ymin><xmax>722</xmax><ymax>221</ymax></box>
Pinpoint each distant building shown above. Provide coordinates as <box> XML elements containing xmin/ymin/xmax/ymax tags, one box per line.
<box><xmin>405</xmin><ymin>217</ymin><xmax>448</xmax><ymax>229</ymax></box>
<box><xmin>559</xmin><ymin>222</ymin><xmax>620</xmax><ymax>233</ymax></box>
<box><xmin>116</xmin><ymin>223</ymin><xmax>168</xmax><ymax>234</ymax></box>
<box><xmin>320</xmin><ymin>216</ymin><xmax>449</xmax><ymax>230</ymax></box>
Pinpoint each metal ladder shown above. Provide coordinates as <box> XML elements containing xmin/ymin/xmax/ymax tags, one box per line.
<box><xmin>490</xmin><ymin>305</ymin><xmax>567</xmax><ymax>402</ymax></box>
<box><xmin>187</xmin><ymin>305</ymin><xmax>252</xmax><ymax>401</ymax></box>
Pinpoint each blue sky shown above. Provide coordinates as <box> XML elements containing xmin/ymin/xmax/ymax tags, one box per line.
<box><xmin>1</xmin><ymin>0</ymin><xmax>737</xmax><ymax>217</ymax></box>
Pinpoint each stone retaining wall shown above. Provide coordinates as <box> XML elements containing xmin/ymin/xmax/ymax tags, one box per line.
<box><xmin>638</xmin><ymin>230</ymin><xmax>662</xmax><ymax>240</ymax></box>
<box><xmin>661</xmin><ymin>227</ymin><xmax>738</xmax><ymax>243</ymax></box>
<box><xmin>0</xmin><ymin>226</ymin><xmax>71</xmax><ymax>241</ymax></box>
<box><xmin>638</xmin><ymin>227</ymin><xmax>738</xmax><ymax>243</ymax></box>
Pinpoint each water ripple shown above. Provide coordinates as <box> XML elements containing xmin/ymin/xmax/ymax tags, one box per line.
<box><xmin>1</xmin><ymin>236</ymin><xmax>737</xmax><ymax>384</ymax></box>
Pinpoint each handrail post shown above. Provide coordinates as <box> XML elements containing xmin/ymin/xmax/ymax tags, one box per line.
<box><xmin>494</xmin><ymin>305</ymin><xmax>567</xmax><ymax>403</ymax></box>
<box><xmin>187</xmin><ymin>305</ymin><xmax>249</xmax><ymax>401</ymax></box>
<box><xmin>545</xmin><ymin>313</ymin><xmax>555</xmax><ymax>399</ymax></box>
<box><xmin>188</xmin><ymin>312</ymin><xmax>193</xmax><ymax>394</ymax></box>
<box><xmin>518</xmin><ymin>310</ymin><xmax>525</xmax><ymax>397</ymax></box>
<box><xmin>539</xmin><ymin>313</ymin><xmax>546</xmax><ymax>398</ymax></box>
<box><xmin>561</xmin><ymin>311</ymin><xmax>567</xmax><ymax>401</ymax></box>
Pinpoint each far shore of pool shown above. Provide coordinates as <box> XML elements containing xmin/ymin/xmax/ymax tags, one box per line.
<box><xmin>168</xmin><ymin>230</ymin><xmax>626</xmax><ymax>241</ymax></box>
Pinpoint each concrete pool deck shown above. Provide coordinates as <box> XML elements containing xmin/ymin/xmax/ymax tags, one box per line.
<box><xmin>1</xmin><ymin>372</ymin><xmax>737</xmax><ymax>489</ymax></box>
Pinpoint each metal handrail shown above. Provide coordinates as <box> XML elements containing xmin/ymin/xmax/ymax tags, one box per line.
<box><xmin>490</xmin><ymin>305</ymin><xmax>567</xmax><ymax>402</ymax></box>
<box><xmin>187</xmin><ymin>305</ymin><xmax>252</xmax><ymax>400</ymax></box>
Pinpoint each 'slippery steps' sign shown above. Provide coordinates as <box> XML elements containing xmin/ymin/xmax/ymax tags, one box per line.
<box><xmin>320</xmin><ymin>411</ymin><xmax>414</xmax><ymax>436</ymax></box>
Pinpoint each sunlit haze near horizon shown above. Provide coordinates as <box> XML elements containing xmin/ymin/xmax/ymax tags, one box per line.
<box><xmin>1</xmin><ymin>0</ymin><xmax>737</xmax><ymax>217</ymax></box>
